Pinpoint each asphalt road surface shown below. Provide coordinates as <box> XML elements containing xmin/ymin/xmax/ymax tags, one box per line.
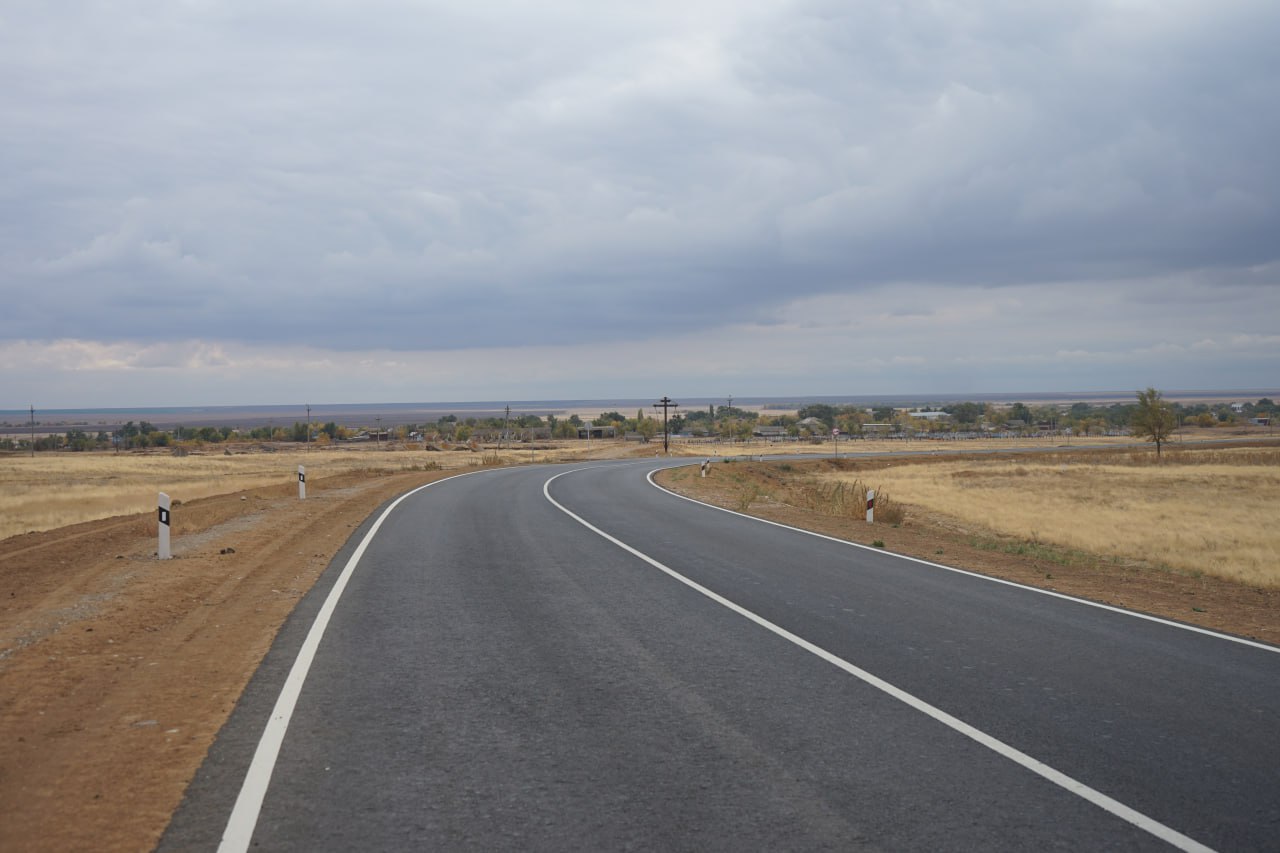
<box><xmin>162</xmin><ymin>459</ymin><xmax>1280</xmax><ymax>851</ymax></box>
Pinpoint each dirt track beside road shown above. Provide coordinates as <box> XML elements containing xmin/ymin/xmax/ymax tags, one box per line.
<box><xmin>0</xmin><ymin>468</ymin><xmax>457</xmax><ymax>853</ymax></box>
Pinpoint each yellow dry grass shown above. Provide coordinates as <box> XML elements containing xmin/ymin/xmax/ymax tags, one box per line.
<box><xmin>823</xmin><ymin>446</ymin><xmax>1280</xmax><ymax>587</ymax></box>
<box><xmin>671</xmin><ymin>434</ymin><xmax>1139</xmax><ymax>458</ymax></box>
<box><xmin>0</xmin><ymin>444</ymin><xmax>579</xmax><ymax>541</ymax></box>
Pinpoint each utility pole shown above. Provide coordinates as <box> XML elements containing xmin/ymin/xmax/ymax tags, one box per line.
<box><xmin>306</xmin><ymin>404</ymin><xmax>311</xmax><ymax>447</ymax></box>
<box><xmin>653</xmin><ymin>396</ymin><xmax>677</xmax><ymax>455</ymax></box>
<box><xmin>30</xmin><ymin>404</ymin><xmax>35</xmax><ymax>457</ymax></box>
<box><xmin>503</xmin><ymin>404</ymin><xmax>511</xmax><ymax>450</ymax></box>
<box><xmin>375</xmin><ymin>416</ymin><xmax>382</xmax><ymax>448</ymax></box>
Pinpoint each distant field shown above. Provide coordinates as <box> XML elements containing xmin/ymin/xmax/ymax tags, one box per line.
<box><xmin>0</xmin><ymin>444</ymin><xmax>574</xmax><ymax>541</ymax></box>
<box><xmin>822</xmin><ymin>445</ymin><xmax>1280</xmax><ymax>587</ymax></box>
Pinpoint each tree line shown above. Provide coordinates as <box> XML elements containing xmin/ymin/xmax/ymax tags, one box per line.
<box><xmin>3</xmin><ymin>395</ymin><xmax>1272</xmax><ymax>452</ymax></box>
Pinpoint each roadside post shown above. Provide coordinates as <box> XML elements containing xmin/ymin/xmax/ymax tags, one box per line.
<box><xmin>298</xmin><ymin>465</ymin><xmax>306</xmax><ymax>500</ymax></box>
<box><xmin>865</xmin><ymin>489</ymin><xmax>875</xmax><ymax>524</ymax></box>
<box><xmin>701</xmin><ymin>459</ymin><xmax>709</xmax><ymax>478</ymax></box>
<box><xmin>833</xmin><ymin>427</ymin><xmax>840</xmax><ymax>458</ymax></box>
<box><xmin>158</xmin><ymin>492</ymin><xmax>172</xmax><ymax>559</ymax></box>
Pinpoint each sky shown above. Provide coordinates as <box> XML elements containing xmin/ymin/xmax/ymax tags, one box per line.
<box><xmin>3</xmin><ymin>1</ymin><xmax>1278</xmax><ymax>408</ymax></box>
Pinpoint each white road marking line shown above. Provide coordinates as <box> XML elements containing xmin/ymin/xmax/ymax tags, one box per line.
<box><xmin>218</xmin><ymin>470</ymin><xmax>487</xmax><ymax>853</ymax></box>
<box><xmin>544</xmin><ymin>468</ymin><xmax>1216</xmax><ymax>853</ymax></box>
<box><xmin>646</xmin><ymin>465</ymin><xmax>1280</xmax><ymax>655</ymax></box>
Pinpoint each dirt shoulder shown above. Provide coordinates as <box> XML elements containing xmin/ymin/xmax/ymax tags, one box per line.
<box><xmin>0</xmin><ymin>468</ymin><xmax>462</xmax><ymax>853</ymax></box>
<box><xmin>655</xmin><ymin>461</ymin><xmax>1280</xmax><ymax>647</ymax></box>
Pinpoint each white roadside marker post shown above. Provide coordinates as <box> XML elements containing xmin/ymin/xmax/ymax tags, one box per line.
<box><xmin>866</xmin><ymin>488</ymin><xmax>875</xmax><ymax>524</ymax></box>
<box><xmin>298</xmin><ymin>465</ymin><xmax>306</xmax><ymax>501</ymax></box>
<box><xmin>158</xmin><ymin>492</ymin><xmax>172</xmax><ymax>559</ymax></box>
<box><xmin>701</xmin><ymin>459</ymin><xmax>709</xmax><ymax>478</ymax></box>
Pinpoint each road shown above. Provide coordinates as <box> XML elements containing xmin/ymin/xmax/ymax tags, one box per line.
<box><xmin>162</xmin><ymin>459</ymin><xmax>1280</xmax><ymax>851</ymax></box>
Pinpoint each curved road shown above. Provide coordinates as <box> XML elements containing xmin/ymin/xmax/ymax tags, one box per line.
<box><xmin>162</xmin><ymin>460</ymin><xmax>1280</xmax><ymax>851</ymax></box>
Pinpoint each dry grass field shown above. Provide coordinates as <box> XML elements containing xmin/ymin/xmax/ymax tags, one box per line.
<box><xmin>0</xmin><ymin>432</ymin><xmax>1260</xmax><ymax>543</ymax></box>
<box><xmin>821</xmin><ymin>445</ymin><xmax>1280</xmax><ymax>587</ymax></box>
<box><xmin>0</xmin><ymin>443</ymin><xmax>579</xmax><ymax>542</ymax></box>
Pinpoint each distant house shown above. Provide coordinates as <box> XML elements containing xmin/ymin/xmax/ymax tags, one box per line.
<box><xmin>912</xmin><ymin>411</ymin><xmax>951</xmax><ymax>422</ymax></box>
<box><xmin>1250</xmin><ymin>416</ymin><xmax>1271</xmax><ymax>426</ymax></box>
<box><xmin>753</xmin><ymin>425</ymin><xmax>788</xmax><ymax>439</ymax></box>
<box><xmin>797</xmin><ymin>417</ymin><xmax>827</xmax><ymax>433</ymax></box>
<box><xmin>577</xmin><ymin>424</ymin><xmax>616</xmax><ymax>439</ymax></box>
<box><xmin>862</xmin><ymin>423</ymin><xmax>894</xmax><ymax>433</ymax></box>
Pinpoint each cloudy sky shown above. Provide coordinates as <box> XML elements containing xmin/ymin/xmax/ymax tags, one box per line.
<box><xmin>3</xmin><ymin>1</ymin><xmax>1278</xmax><ymax>408</ymax></box>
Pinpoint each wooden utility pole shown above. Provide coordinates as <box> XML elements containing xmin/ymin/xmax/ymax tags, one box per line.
<box><xmin>653</xmin><ymin>397</ymin><xmax>677</xmax><ymax>455</ymax></box>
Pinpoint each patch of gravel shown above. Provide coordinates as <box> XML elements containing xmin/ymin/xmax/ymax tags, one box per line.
<box><xmin>171</xmin><ymin>511</ymin><xmax>266</xmax><ymax>557</ymax></box>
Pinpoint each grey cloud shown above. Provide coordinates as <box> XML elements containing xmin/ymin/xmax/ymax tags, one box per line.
<box><xmin>2</xmin><ymin>1</ymin><xmax>1277</xmax><ymax>357</ymax></box>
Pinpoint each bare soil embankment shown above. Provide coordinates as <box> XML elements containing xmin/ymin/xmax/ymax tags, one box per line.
<box><xmin>0</xmin><ymin>468</ymin><xmax>460</xmax><ymax>852</ymax></box>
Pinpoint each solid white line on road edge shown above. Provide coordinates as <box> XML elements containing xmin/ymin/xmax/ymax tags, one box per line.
<box><xmin>645</xmin><ymin>465</ymin><xmax>1280</xmax><ymax>655</ymax></box>
<box><xmin>218</xmin><ymin>469</ymin><xmax>489</xmax><ymax>853</ymax></box>
<box><xmin>543</xmin><ymin>468</ymin><xmax>1216</xmax><ymax>853</ymax></box>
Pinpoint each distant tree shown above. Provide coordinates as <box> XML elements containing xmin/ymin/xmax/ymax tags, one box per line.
<box><xmin>1031</xmin><ymin>406</ymin><xmax>1060</xmax><ymax>428</ymax></box>
<box><xmin>65</xmin><ymin>428</ymin><xmax>94</xmax><ymax>451</ymax></box>
<box><xmin>871</xmin><ymin>406</ymin><xmax>895</xmax><ymax>422</ymax></box>
<box><xmin>835</xmin><ymin>410</ymin><xmax>866</xmax><ymax>434</ymax></box>
<box><xmin>196</xmin><ymin>426</ymin><xmax>224</xmax><ymax>443</ymax></box>
<box><xmin>1131</xmin><ymin>388</ymin><xmax>1178</xmax><ymax>457</ymax></box>
<box><xmin>716</xmin><ymin>406</ymin><xmax>758</xmax><ymax>422</ymax></box>
<box><xmin>943</xmin><ymin>401</ymin><xmax>984</xmax><ymax>426</ymax></box>
<box><xmin>797</xmin><ymin>404</ymin><xmax>836</xmax><ymax>427</ymax></box>
<box><xmin>1105</xmin><ymin>403</ymin><xmax>1135</xmax><ymax>427</ymax></box>
<box><xmin>1007</xmin><ymin>402</ymin><xmax>1033</xmax><ymax>425</ymax></box>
